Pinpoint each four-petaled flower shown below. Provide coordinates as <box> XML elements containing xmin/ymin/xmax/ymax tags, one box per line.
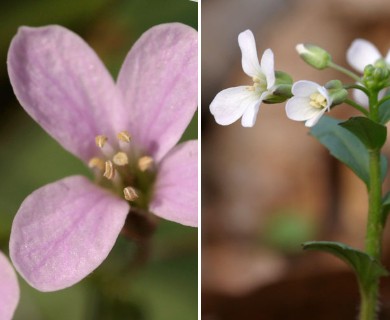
<box><xmin>8</xmin><ymin>23</ymin><xmax>198</xmax><ymax>292</ymax></box>
<box><xmin>347</xmin><ymin>38</ymin><xmax>390</xmax><ymax>106</ymax></box>
<box><xmin>285</xmin><ymin>80</ymin><xmax>331</xmax><ymax>127</ymax></box>
<box><xmin>0</xmin><ymin>251</ymin><xmax>19</xmax><ymax>320</ymax></box>
<box><xmin>209</xmin><ymin>29</ymin><xmax>275</xmax><ymax>127</ymax></box>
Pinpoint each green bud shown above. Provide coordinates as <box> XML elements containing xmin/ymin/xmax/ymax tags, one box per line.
<box><xmin>324</xmin><ymin>79</ymin><xmax>343</xmax><ymax>90</ymax></box>
<box><xmin>274</xmin><ymin>71</ymin><xmax>293</xmax><ymax>86</ymax></box>
<box><xmin>363</xmin><ymin>63</ymin><xmax>390</xmax><ymax>91</ymax></box>
<box><xmin>296</xmin><ymin>43</ymin><xmax>332</xmax><ymax>70</ymax></box>
<box><xmin>323</xmin><ymin>80</ymin><xmax>347</xmax><ymax>105</ymax></box>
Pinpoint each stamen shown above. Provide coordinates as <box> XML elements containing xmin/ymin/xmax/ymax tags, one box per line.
<box><xmin>103</xmin><ymin>160</ymin><xmax>115</xmax><ymax>180</ymax></box>
<box><xmin>113</xmin><ymin>152</ymin><xmax>129</xmax><ymax>166</ymax></box>
<box><xmin>95</xmin><ymin>135</ymin><xmax>108</xmax><ymax>148</ymax></box>
<box><xmin>88</xmin><ymin>157</ymin><xmax>105</xmax><ymax>171</ymax></box>
<box><xmin>117</xmin><ymin>131</ymin><xmax>131</xmax><ymax>143</ymax></box>
<box><xmin>123</xmin><ymin>186</ymin><xmax>139</xmax><ymax>201</ymax></box>
<box><xmin>138</xmin><ymin>156</ymin><xmax>154</xmax><ymax>172</ymax></box>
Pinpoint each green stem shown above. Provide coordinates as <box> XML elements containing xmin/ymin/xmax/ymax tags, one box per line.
<box><xmin>328</xmin><ymin>61</ymin><xmax>361</xmax><ymax>82</ymax></box>
<box><xmin>359</xmin><ymin>94</ymin><xmax>383</xmax><ymax>320</ymax></box>
<box><xmin>344</xmin><ymin>98</ymin><xmax>369</xmax><ymax>116</ymax></box>
<box><xmin>344</xmin><ymin>83</ymin><xmax>370</xmax><ymax>96</ymax></box>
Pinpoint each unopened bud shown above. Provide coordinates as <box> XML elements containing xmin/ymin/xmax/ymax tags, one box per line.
<box><xmin>296</xmin><ymin>43</ymin><xmax>332</xmax><ymax>70</ymax></box>
<box><xmin>363</xmin><ymin>63</ymin><xmax>390</xmax><ymax>91</ymax></box>
<box><xmin>325</xmin><ymin>81</ymin><xmax>348</xmax><ymax>106</ymax></box>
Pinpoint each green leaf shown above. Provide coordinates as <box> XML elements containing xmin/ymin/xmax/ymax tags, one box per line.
<box><xmin>310</xmin><ymin>116</ymin><xmax>387</xmax><ymax>187</ymax></box>
<box><xmin>303</xmin><ymin>241</ymin><xmax>388</xmax><ymax>292</ymax></box>
<box><xmin>339</xmin><ymin>117</ymin><xmax>387</xmax><ymax>150</ymax></box>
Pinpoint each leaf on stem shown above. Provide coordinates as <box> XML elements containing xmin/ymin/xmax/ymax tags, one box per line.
<box><xmin>339</xmin><ymin>117</ymin><xmax>387</xmax><ymax>150</ymax></box>
<box><xmin>303</xmin><ymin>241</ymin><xmax>388</xmax><ymax>292</ymax></box>
<box><xmin>310</xmin><ymin>116</ymin><xmax>387</xmax><ymax>187</ymax></box>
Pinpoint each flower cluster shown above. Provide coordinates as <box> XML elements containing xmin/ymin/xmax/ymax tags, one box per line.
<box><xmin>209</xmin><ymin>30</ymin><xmax>389</xmax><ymax>128</ymax></box>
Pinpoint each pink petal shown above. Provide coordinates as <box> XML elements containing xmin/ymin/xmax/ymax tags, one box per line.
<box><xmin>117</xmin><ymin>23</ymin><xmax>198</xmax><ymax>162</ymax></box>
<box><xmin>150</xmin><ymin>141</ymin><xmax>198</xmax><ymax>227</ymax></box>
<box><xmin>10</xmin><ymin>176</ymin><xmax>129</xmax><ymax>292</ymax></box>
<box><xmin>7</xmin><ymin>25</ymin><xmax>126</xmax><ymax>162</ymax></box>
<box><xmin>0</xmin><ymin>252</ymin><xmax>19</xmax><ymax>320</ymax></box>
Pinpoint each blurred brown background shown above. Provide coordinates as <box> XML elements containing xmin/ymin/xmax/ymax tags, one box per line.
<box><xmin>202</xmin><ymin>0</ymin><xmax>390</xmax><ymax>319</ymax></box>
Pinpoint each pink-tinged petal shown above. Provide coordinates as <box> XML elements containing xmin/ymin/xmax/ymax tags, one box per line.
<box><xmin>291</xmin><ymin>80</ymin><xmax>319</xmax><ymax>96</ymax></box>
<box><xmin>7</xmin><ymin>25</ymin><xmax>126</xmax><ymax>162</ymax></box>
<box><xmin>150</xmin><ymin>141</ymin><xmax>198</xmax><ymax>227</ymax></box>
<box><xmin>238</xmin><ymin>30</ymin><xmax>262</xmax><ymax>78</ymax></box>
<box><xmin>210</xmin><ymin>86</ymin><xmax>260</xmax><ymax>126</ymax></box>
<box><xmin>346</xmin><ymin>39</ymin><xmax>381</xmax><ymax>73</ymax></box>
<box><xmin>10</xmin><ymin>176</ymin><xmax>129</xmax><ymax>292</ymax></box>
<box><xmin>0</xmin><ymin>252</ymin><xmax>19</xmax><ymax>320</ymax></box>
<box><xmin>260</xmin><ymin>49</ymin><xmax>275</xmax><ymax>89</ymax></box>
<box><xmin>117</xmin><ymin>23</ymin><xmax>197</xmax><ymax>162</ymax></box>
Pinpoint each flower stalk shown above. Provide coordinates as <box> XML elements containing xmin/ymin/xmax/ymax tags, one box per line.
<box><xmin>359</xmin><ymin>93</ymin><xmax>383</xmax><ymax>320</ymax></box>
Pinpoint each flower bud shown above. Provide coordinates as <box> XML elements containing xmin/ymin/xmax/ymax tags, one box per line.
<box><xmin>296</xmin><ymin>43</ymin><xmax>332</xmax><ymax>70</ymax></box>
<box><xmin>324</xmin><ymin>80</ymin><xmax>348</xmax><ymax>106</ymax></box>
<box><xmin>363</xmin><ymin>63</ymin><xmax>390</xmax><ymax>91</ymax></box>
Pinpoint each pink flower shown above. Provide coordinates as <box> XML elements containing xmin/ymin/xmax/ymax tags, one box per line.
<box><xmin>8</xmin><ymin>23</ymin><xmax>198</xmax><ymax>292</ymax></box>
<box><xmin>0</xmin><ymin>251</ymin><xmax>19</xmax><ymax>320</ymax></box>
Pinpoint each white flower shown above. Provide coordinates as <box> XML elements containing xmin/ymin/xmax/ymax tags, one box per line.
<box><xmin>347</xmin><ymin>39</ymin><xmax>390</xmax><ymax>73</ymax></box>
<box><xmin>209</xmin><ymin>30</ymin><xmax>275</xmax><ymax>127</ymax></box>
<box><xmin>346</xmin><ymin>39</ymin><xmax>390</xmax><ymax>106</ymax></box>
<box><xmin>285</xmin><ymin>80</ymin><xmax>332</xmax><ymax>127</ymax></box>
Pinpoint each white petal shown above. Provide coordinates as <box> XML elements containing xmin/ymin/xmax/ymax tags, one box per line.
<box><xmin>238</xmin><ymin>30</ymin><xmax>262</xmax><ymax>78</ymax></box>
<box><xmin>261</xmin><ymin>49</ymin><xmax>275</xmax><ymax>89</ymax></box>
<box><xmin>317</xmin><ymin>86</ymin><xmax>332</xmax><ymax>109</ymax></box>
<box><xmin>291</xmin><ymin>80</ymin><xmax>320</xmax><ymax>97</ymax></box>
<box><xmin>353</xmin><ymin>87</ymin><xmax>369</xmax><ymax>108</ymax></box>
<box><xmin>285</xmin><ymin>97</ymin><xmax>322</xmax><ymax>121</ymax></box>
<box><xmin>347</xmin><ymin>39</ymin><xmax>382</xmax><ymax>73</ymax></box>
<box><xmin>210</xmin><ymin>86</ymin><xmax>260</xmax><ymax>126</ymax></box>
<box><xmin>305</xmin><ymin>108</ymin><xmax>327</xmax><ymax>127</ymax></box>
<box><xmin>241</xmin><ymin>101</ymin><xmax>261</xmax><ymax>127</ymax></box>
<box><xmin>385</xmin><ymin>49</ymin><xmax>390</xmax><ymax>64</ymax></box>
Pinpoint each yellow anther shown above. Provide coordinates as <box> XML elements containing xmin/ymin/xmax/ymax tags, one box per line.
<box><xmin>95</xmin><ymin>135</ymin><xmax>108</xmax><ymax>148</ymax></box>
<box><xmin>117</xmin><ymin>131</ymin><xmax>131</xmax><ymax>143</ymax></box>
<box><xmin>138</xmin><ymin>156</ymin><xmax>154</xmax><ymax>172</ymax></box>
<box><xmin>88</xmin><ymin>157</ymin><xmax>105</xmax><ymax>171</ymax></box>
<box><xmin>113</xmin><ymin>152</ymin><xmax>128</xmax><ymax>166</ymax></box>
<box><xmin>103</xmin><ymin>160</ymin><xmax>115</xmax><ymax>180</ymax></box>
<box><xmin>123</xmin><ymin>186</ymin><xmax>139</xmax><ymax>201</ymax></box>
<box><xmin>309</xmin><ymin>92</ymin><xmax>327</xmax><ymax>109</ymax></box>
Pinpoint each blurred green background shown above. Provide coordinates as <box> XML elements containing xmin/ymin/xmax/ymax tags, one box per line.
<box><xmin>0</xmin><ymin>0</ymin><xmax>198</xmax><ymax>319</ymax></box>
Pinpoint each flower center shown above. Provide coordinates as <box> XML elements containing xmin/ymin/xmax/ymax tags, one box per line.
<box><xmin>88</xmin><ymin>131</ymin><xmax>156</xmax><ymax>209</ymax></box>
<box><xmin>247</xmin><ymin>76</ymin><xmax>267</xmax><ymax>94</ymax></box>
<box><xmin>309</xmin><ymin>92</ymin><xmax>327</xmax><ymax>109</ymax></box>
